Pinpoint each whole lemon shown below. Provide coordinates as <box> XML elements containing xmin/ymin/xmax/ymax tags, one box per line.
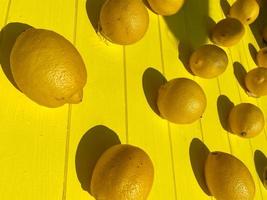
<box><xmin>91</xmin><ymin>144</ymin><xmax>154</xmax><ymax>200</ymax></box>
<box><xmin>211</xmin><ymin>18</ymin><xmax>245</xmax><ymax>47</ymax></box>
<box><xmin>147</xmin><ymin>0</ymin><xmax>185</xmax><ymax>16</ymax></box>
<box><xmin>99</xmin><ymin>0</ymin><xmax>149</xmax><ymax>45</ymax></box>
<box><xmin>10</xmin><ymin>28</ymin><xmax>87</xmax><ymax>108</ymax></box>
<box><xmin>157</xmin><ymin>78</ymin><xmax>207</xmax><ymax>124</ymax></box>
<box><xmin>205</xmin><ymin>151</ymin><xmax>255</xmax><ymax>200</ymax></box>
<box><xmin>245</xmin><ymin>67</ymin><xmax>267</xmax><ymax>97</ymax></box>
<box><xmin>257</xmin><ymin>47</ymin><xmax>267</xmax><ymax>68</ymax></box>
<box><xmin>189</xmin><ymin>44</ymin><xmax>228</xmax><ymax>79</ymax></box>
<box><xmin>229</xmin><ymin>0</ymin><xmax>259</xmax><ymax>25</ymax></box>
<box><xmin>228</xmin><ymin>103</ymin><xmax>264</xmax><ymax>138</ymax></box>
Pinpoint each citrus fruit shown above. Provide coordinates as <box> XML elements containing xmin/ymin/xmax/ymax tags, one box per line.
<box><xmin>10</xmin><ymin>28</ymin><xmax>87</xmax><ymax>108</ymax></box>
<box><xmin>157</xmin><ymin>78</ymin><xmax>207</xmax><ymax>124</ymax></box>
<box><xmin>91</xmin><ymin>144</ymin><xmax>154</xmax><ymax>200</ymax></box>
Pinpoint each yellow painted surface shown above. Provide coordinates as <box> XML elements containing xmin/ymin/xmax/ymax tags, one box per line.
<box><xmin>0</xmin><ymin>0</ymin><xmax>267</xmax><ymax>200</ymax></box>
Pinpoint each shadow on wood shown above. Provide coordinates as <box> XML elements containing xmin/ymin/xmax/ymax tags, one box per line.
<box><xmin>75</xmin><ymin>125</ymin><xmax>121</xmax><ymax>194</ymax></box>
<box><xmin>164</xmin><ymin>0</ymin><xmax>209</xmax><ymax>73</ymax></box>
<box><xmin>217</xmin><ymin>95</ymin><xmax>234</xmax><ymax>132</ymax></box>
<box><xmin>86</xmin><ymin>0</ymin><xmax>106</xmax><ymax>31</ymax></box>
<box><xmin>220</xmin><ymin>0</ymin><xmax>230</xmax><ymax>17</ymax></box>
<box><xmin>248</xmin><ymin>43</ymin><xmax>258</xmax><ymax>65</ymax></box>
<box><xmin>178</xmin><ymin>42</ymin><xmax>194</xmax><ymax>74</ymax></box>
<box><xmin>207</xmin><ymin>16</ymin><xmax>216</xmax><ymax>38</ymax></box>
<box><xmin>254</xmin><ymin>150</ymin><xmax>267</xmax><ymax>186</ymax></box>
<box><xmin>142</xmin><ymin>0</ymin><xmax>154</xmax><ymax>13</ymax></box>
<box><xmin>142</xmin><ymin>67</ymin><xmax>167</xmax><ymax>116</ymax></box>
<box><xmin>250</xmin><ymin>0</ymin><xmax>267</xmax><ymax>48</ymax></box>
<box><xmin>0</xmin><ymin>22</ymin><xmax>32</xmax><ymax>89</ymax></box>
<box><xmin>233</xmin><ymin>62</ymin><xmax>248</xmax><ymax>92</ymax></box>
<box><xmin>189</xmin><ymin>138</ymin><xmax>211</xmax><ymax>196</ymax></box>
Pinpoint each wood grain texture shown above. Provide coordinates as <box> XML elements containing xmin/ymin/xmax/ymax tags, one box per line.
<box><xmin>0</xmin><ymin>0</ymin><xmax>75</xmax><ymax>199</ymax></box>
<box><xmin>0</xmin><ymin>0</ymin><xmax>266</xmax><ymax>199</ymax></box>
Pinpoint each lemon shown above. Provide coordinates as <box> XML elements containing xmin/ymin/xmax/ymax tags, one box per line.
<box><xmin>257</xmin><ymin>47</ymin><xmax>267</xmax><ymax>68</ymax></box>
<box><xmin>245</xmin><ymin>67</ymin><xmax>267</xmax><ymax>97</ymax></box>
<box><xmin>229</xmin><ymin>0</ymin><xmax>259</xmax><ymax>25</ymax></box>
<box><xmin>157</xmin><ymin>78</ymin><xmax>207</xmax><ymax>124</ymax></box>
<box><xmin>91</xmin><ymin>144</ymin><xmax>154</xmax><ymax>200</ymax></box>
<box><xmin>211</xmin><ymin>18</ymin><xmax>245</xmax><ymax>47</ymax></box>
<box><xmin>147</xmin><ymin>0</ymin><xmax>185</xmax><ymax>16</ymax></box>
<box><xmin>99</xmin><ymin>0</ymin><xmax>149</xmax><ymax>45</ymax></box>
<box><xmin>228</xmin><ymin>103</ymin><xmax>264</xmax><ymax>138</ymax></box>
<box><xmin>189</xmin><ymin>44</ymin><xmax>228</xmax><ymax>79</ymax></box>
<box><xmin>10</xmin><ymin>28</ymin><xmax>87</xmax><ymax>108</ymax></box>
<box><xmin>205</xmin><ymin>151</ymin><xmax>255</xmax><ymax>200</ymax></box>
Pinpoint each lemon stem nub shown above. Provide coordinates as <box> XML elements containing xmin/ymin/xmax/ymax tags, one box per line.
<box><xmin>68</xmin><ymin>90</ymin><xmax>83</xmax><ymax>104</ymax></box>
<box><xmin>240</xmin><ymin>132</ymin><xmax>247</xmax><ymax>137</ymax></box>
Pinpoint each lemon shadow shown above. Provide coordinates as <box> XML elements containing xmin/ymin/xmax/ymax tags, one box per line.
<box><xmin>75</xmin><ymin>125</ymin><xmax>121</xmax><ymax>194</ymax></box>
<box><xmin>163</xmin><ymin>0</ymin><xmax>209</xmax><ymax>74</ymax></box>
<box><xmin>189</xmin><ymin>138</ymin><xmax>211</xmax><ymax>196</ymax></box>
<box><xmin>142</xmin><ymin>67</ymin><xmax>167</xmax><ymax>116</ymax></box>
<box><xmin>233</xmin><ymin>62</ymin><xmax>248</xmax><ymax>92</ymax></box>
<box><xmin>254</xmin><ymin>150</ymin><xmax>267</xmax><ymax>186</ymax></box>
<box><xmin>220</xmin><ymin>0</ymin><xmax>230</xmax><ymax>17</ymax></box>
<box><xmin>250</xmin><ymin>0</ymin><xmax>267</xmax><ymax>48</ymax></box>
<box><xmin>248</xmin><ymin>43</ymin><xmax>258</xmax><ymax>66</ymax></box>
<box><xmin>142</xmin><ymin>0</ymin><xmax>154</xmax><ymax>13</ymax></box>
<box><xmin>86</xmin><ymin>0</ymin><xmax>106</xmax><ymax>31</ymax></box>
<box><xmin>206</xmin><ymin>16</ymin><xmax>216</xmax><ymax>38</ymax></box>
<box><xmin>217</xmin><ymin>95</ymin><xmax>234</xmax><ymax>132</ymax></box>
<box><xmin>0</xmin><ymin>22</ymin><xmax>32</xmax><ymax>89</ymax></box>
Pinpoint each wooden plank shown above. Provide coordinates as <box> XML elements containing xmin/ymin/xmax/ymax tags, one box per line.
<box><xmin>65</xmin><ymin>0</ymin><xmax>126</xmax><ymax>199</ymax></box>
<box><xmin>0</xmin><ymin>0</ymin><xmax>76</xmax><ymax>199</ymax></box>
<box><xmin>240</xmin><ymin>20</ymin><xmax>267</xmax><ymax>200</ymax></box>
<box><xmin>0</xmin><ymin>0</ymin><xmax>267</xmax><ymax>199</ymax></box>
<box><xmin>158</xmin><ymin>0</ymin><xmax>216</xmax><ymax>199</ymax></box>
<box><xmin>218</xmin><ymin>0</ymin><xmax>266</xmax><ymax>199</ymax></box>
<box><xmin>124</xmin><ymin>10</ymin><xmax>176</xmax><ymax>200</ymax></box>
<box><xmin>0</xmin><ymin>0</ymin><xmax>10</xmax><ymax>25</ymax></box>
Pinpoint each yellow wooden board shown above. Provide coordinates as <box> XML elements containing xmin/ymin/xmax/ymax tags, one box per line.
<box><xmin>0</xmin><ymin>0</ymin><xmax>267</xmax><ymax>199</ymax></box>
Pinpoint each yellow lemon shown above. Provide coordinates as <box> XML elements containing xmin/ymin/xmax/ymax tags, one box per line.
<box><xmin>147</xmin><ymin>0</ymin><xmax>185</xmax><ymax>16</ymax></box>
<box><xmin>257</xmin><ymin>47</ymin><xmax>267</xmax><ymax>68</ymax></box>
<box><xmin>10</xmin><ymin>28</ymin><xmax>87</xmax><ymax>108</ymax></box>
<box><xmin>205</xmin><ymin>151</ymin><xmax>255</xmax><ymax>200</ymax></box>
<box><xmin>228</xmin><ymin>103</ymin><xmax>264</xmax><ymax>138</ymax></box>
<box><xmin>157</xmin><ymin>78</ymin><xmax>207</xmax><ymax>124</ymax></box>
<box><xmin>211</xmin><ymin>18</ymin><xmax>245</xmax><ymax>47</ymax></box>
<box><xmin>100</xmin><ymin>0</ymin><xmax>149</xmax><ymax>45</ymax></box>
<box><xmin>91</xmin><ymin>144</ymin><xmax>154</xmax><ymax>200</ymax></box>
<box><xmin>229</xmin><ymin>0</ymin><xmax>259</xmax><ymax>25</ymax></box>
<box><xmin>245</xmin><ymin>67</ymin><xmax>267</xmax><ymax>97</ymax></box>
<box><xmin>189</xmin><ymin>44</ymin><xmax>228</xmax><ymax>78</ymax></box>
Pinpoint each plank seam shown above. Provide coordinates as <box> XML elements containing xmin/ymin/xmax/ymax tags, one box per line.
<box><xmin>62</xmin><ymin>0</ymin><xmax>79</xmax><ymax>199</ymax></box>
<box><xmin>157</xmin><ymin>15</ymin><xmax>178</xmax><ymax>200</ymax></box>
<box><xmin>62</xmin><ymin>105</ymin><xmax>72</xmax><ymax>200</ymax></box>
<box><xmin>4</xmin><ymin>0</ymin><xmax>11</xmax><ymax>24</ymax></box>
<box><xmin>241</xmin><ymin>38</ymin><xmax>267</xmax><ymax>140</ymax></box>
<box><xmin>249</xmin><ymin>139</ymin><xmax>264</xmax><ymax>199</ymax></box>
<box><xmin>242</xmin><ymin>38</ymin><xmax>264</xmax><ymax>200</ymax></box>
<box><xmin>218</xmin><ymin>0</ymin><xmax>235</xmax><ymax>156</ymax></box>
<box><xmin>123</xmin><ymin>45</ymin><xmax>129</xmax><ymax>144</ymax></box>
<box><xmin>242</xmin><ymin>38</ymin><xmax>267</xmax><ymax>140</ymax></box>
<box><xmin>216</xmin><ymin>78</ymin><xmax>233</xmax><ymax>154</ymax></box>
